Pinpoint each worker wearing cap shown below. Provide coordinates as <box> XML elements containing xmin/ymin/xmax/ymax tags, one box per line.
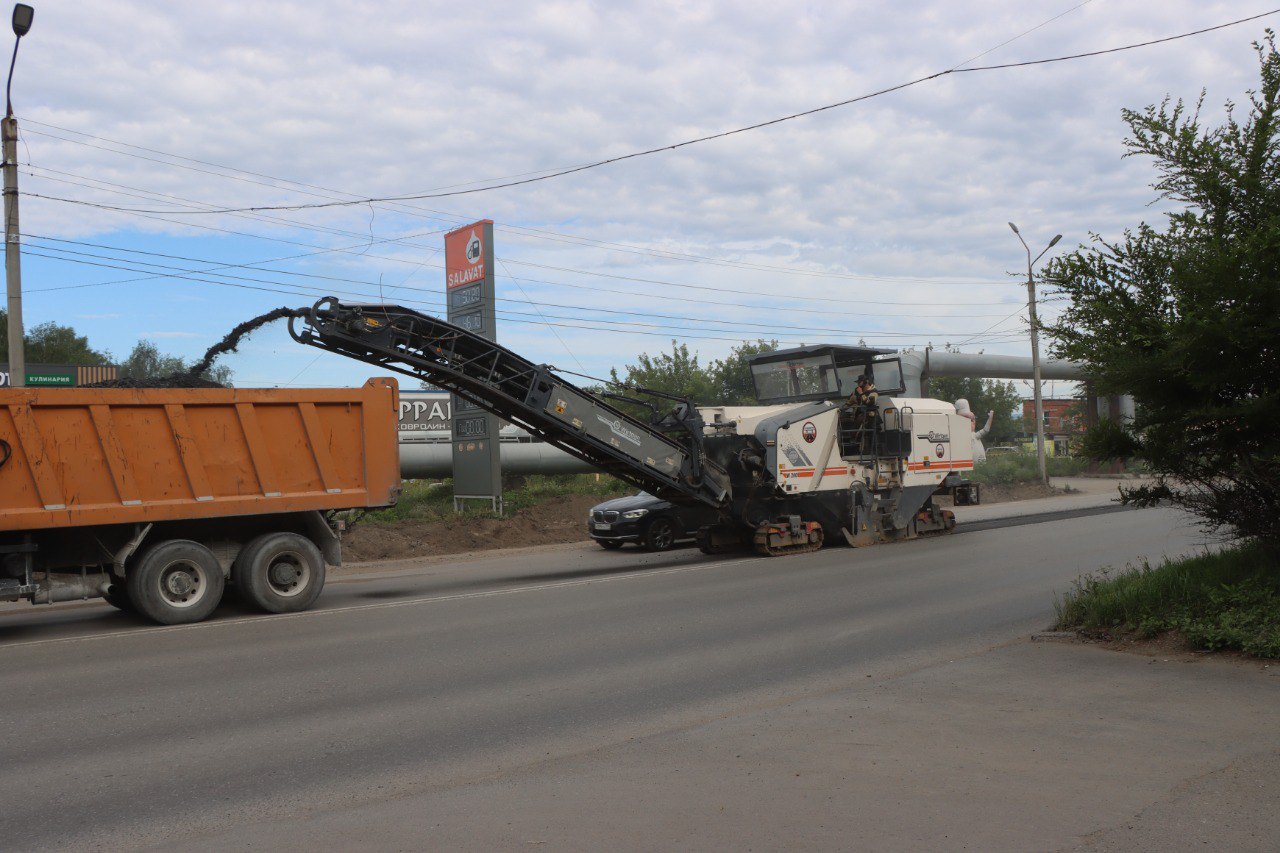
<box><xmin>846</xmin><ymin>375</ymin><xmax>879</xmax><ymax>451</ymax></box>
<box><xmin>852</xmin><ymin>374</ymin><xmax>878</xmax><ymax>413</ymax></box>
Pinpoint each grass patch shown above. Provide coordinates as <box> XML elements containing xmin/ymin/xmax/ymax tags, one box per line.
<box><xmin>969</xmin><ymin>453</ymin><xmax>1090</xmax><ymax>485</ymax></box>
<box><xmin>357</xmin><ymin>473</ymin><xmax>631</xmax><ymax>524</ymax></box>
<box><xmin>499</xmin><ymin>473</ymin><xmax>631</xmax><ymax>513</ymax></box>
<box><xmin>1055</xmin><ymin>540</ymin><xmax>1280</xmax><ymax>658</ymax></box>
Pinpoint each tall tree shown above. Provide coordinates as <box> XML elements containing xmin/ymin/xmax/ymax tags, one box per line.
<box><xmin>608</xmin><ymin>339</ymin><xmax>781</xmax><ymax>415</ymax></box>
<box><xmin>1044</xmin><ymin>34</ymin><xmax>1280</xmax><ymax>542</ymax></box>
<box><xmin>0</xmin><ymin>311</ymin><xmax>112</xmax><ymax>365</ymax></box>
<box><xmin>708</xmin><ymin>339</ymin><xmax>778</xmax><ymax>405</ymax></box>
<box><xmin>609</xmin><ymin>341</ymin><xmax>718</xmax><ymax>405</ymax></box>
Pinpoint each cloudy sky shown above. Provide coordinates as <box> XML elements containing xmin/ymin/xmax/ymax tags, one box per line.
<box><xmin>9</xmin><ymin>0</ymin><xmax>1272</xmax><ymax>393</ymax></box>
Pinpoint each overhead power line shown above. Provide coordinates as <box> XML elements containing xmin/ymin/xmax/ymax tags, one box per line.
<box><xmin>23</xmin><ymin>239</ymin><xmax>1032</xmax><ymax>339</ymax></box>
<box><xmin>22</xmin><ymin>127</ymin><xmax>1014</xmax><ymax>287</ymax></box>
<box><xmin>36</xmin><ymin>8</ymin><xmax>1277</xmax><ymax>215</ymax></box>
<box><xmin>20</xmin><ymin>248</ymin><xmax>1028</xmax><ymax>348</ymax></box>
<box><xmin>8</xmin><ymin>1</ymin><xmax>1088</xmax><ymax>288</ymax></box>
<box><xmin>20</xmin><ymin>170</ymin><xmax>1022</xmax><ymax>309</ymax></box>
<box><xmin>22</xmin><ymin>161</ymin><xmax>1013</xmax><ymax>289</ymax></box>
<box><xmin>24</xmin><ymin>231</ymin><xmax>1025</xmax><ymax>324</ymax></box>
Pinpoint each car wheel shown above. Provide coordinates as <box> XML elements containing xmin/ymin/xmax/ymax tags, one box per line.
<box><xmin>126</xmin><ymin>539</ymin><xmax>225</xmax><ymax>625</ymax></box>
<box><xmin>643</xmin><ymin>517</ymin><xmax>677</xmax><ymax>552</ymax></box>
<box><xmin>597</xmin><ymin>539</ymin><xmax>624</xmax><ymax>550</ymax></box>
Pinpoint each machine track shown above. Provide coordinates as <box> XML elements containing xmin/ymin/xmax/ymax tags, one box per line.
<box><xmin>752</xmin><ymin>520</ymin><xmax>825</xmax><ymax>557</ymax></box>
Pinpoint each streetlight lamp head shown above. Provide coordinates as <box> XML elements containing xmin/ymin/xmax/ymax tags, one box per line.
<box><xmin>11</xmin><ymin>4</ymin><xmax>32</xmax><ymax>38</ymax></box>
<box><xmin>1008</xmin><ymin>222</ymin><xmax>1020</xmax><ymax>235</ymax></box>
<box><xmin>1049</xmin><ymin>234</ymin><xmax>1062</xmax><ymax>247</ymax></box>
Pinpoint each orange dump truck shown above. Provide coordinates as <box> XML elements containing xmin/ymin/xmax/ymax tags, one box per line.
<box><xmin>0</xmin><ymin>379</ymin><xmax>401</xmax><ymax>624</ymax></box>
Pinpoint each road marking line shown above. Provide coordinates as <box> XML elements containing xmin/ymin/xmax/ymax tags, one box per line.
<box><xmin>0</xmin><ymin>556</ymin><xmax>764</xmax><ymax>652</ymax></box>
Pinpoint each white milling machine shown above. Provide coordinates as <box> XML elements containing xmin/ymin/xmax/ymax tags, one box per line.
<box><xmin>291</xmin><ymin>301</ymin><xmax>981</xmax><ymax>558</ymax></box>
<box><xmin>694</xmin><ymin>345</ymin><xmax>980</xmax><ymax>555</ymax></box>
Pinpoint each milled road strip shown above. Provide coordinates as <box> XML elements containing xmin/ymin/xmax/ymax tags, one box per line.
<box><xmin>0</xmin><ymin>555</ymin><xmax>763</xmax><ymax>652</ymax></box>
<box><xmin>0</xmin><ymin>506</ymin><xmax>1146</xmax><ymax>652</ymax></box>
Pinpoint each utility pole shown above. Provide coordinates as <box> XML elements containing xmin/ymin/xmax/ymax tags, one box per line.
<box><xmin>1008</xmin><ymin>222</ymin><xmax>1061</xmax><ymax>487</ymax></box>
<box><xmin>4</xmin><ymin>4</ymin><xmax>31</xmax><ymax>388</ymax></box>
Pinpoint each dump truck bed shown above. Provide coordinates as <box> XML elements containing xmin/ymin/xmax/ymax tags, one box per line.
<box><xmin>0</xmin><ymin>378</ymin><xmax>401</xmax><ymax>532</ymax></box>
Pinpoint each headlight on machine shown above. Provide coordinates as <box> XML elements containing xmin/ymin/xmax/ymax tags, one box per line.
<box><xmin>622</xmin><ymin>509</ymin><xmax>649</xmax><ymax>519</ymax></box>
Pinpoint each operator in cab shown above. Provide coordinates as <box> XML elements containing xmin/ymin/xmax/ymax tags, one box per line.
<box><xmin>850</xmin><ymin>374</ymin><xmax>878</xmax><ymax>418</ymax></box>
<box><xmin>844</xmin><ymin>374</ymin><xmax>880</xmax><ymax>455</ymax></box>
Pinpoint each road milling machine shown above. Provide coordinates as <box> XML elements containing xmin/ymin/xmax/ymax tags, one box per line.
<box><xmin>291</xmin><ymin>298</ymin><xmax>979</xmax><ymax>557</ymax></box>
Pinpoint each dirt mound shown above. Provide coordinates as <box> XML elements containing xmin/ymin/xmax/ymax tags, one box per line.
<box><xmin>342</xmin><ymin>493</ymin><xmax>604</xmax><ymax>562</ymax></box>
<box><xmin>978</xmin><ymin>481</ymin><xmax>1061</xmax><ymax>503</ymax></box>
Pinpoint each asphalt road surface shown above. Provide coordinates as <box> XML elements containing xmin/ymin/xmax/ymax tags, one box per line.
<box><xmin>0</xmin><ymin>507</ymin><xmax>1223</xmax><ymax>849</ymax></box>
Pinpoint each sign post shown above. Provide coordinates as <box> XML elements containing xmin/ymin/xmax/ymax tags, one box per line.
<box><xmin>445</xmin><ymin>220</ymin><xmax>502</xmax><ymax>513</ymax></box>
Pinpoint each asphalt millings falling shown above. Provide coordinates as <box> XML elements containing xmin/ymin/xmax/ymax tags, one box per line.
<box><xmin>88</xmin><ymin>307</ymin><xmax>297</xmax><ymax>388</ymax></box>
<box><xmin>186</xmin><ymin>307</ymin><xmax>296</xmax><ymax>378</ymax></box>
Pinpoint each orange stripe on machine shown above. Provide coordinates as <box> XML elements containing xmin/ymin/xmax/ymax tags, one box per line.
<box><xmin>777</xmin><ymin>466</ymin><xmax>852</xmax><ymax>478</ymax></box>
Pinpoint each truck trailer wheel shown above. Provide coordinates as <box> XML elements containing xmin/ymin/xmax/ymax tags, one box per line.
<box><xmin>234</xmin><ymin>532</ymin><xmax>326</xmax><ymax>614</ymax></box>
<box><xmin>126</xmin><ymin>540</ymin><xmax>226</xmax><ymax>625</ymax></box>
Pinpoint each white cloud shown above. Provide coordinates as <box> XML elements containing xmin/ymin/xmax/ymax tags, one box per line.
<box><xmin>9</xmin><ymin>0</ymin><xmax>1270</xmax><ymax>387</ymax></box>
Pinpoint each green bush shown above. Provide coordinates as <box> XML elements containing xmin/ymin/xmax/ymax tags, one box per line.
<box><xmin>969</xmin><ymin>453</ymin><xmax>1089</xmax><ymax>485</ymax></box>
<box><xmin>1056</xmin><ymin>541</ymin><xmax>1280</xmax><ymax>658</ymax></box>
<box><xmin>499</xmin><ymin>473</ymin><xmax>631</xmax><ymax>513</ymax></box>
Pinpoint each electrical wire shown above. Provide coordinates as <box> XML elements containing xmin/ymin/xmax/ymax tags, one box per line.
<box><xmin>24</xmin><ymin>241</ymin><xmax>1023</xmax><ymax>340</ymax></box>
<box><xmin>41</xmin><ymin>8</ymin><xmax>1277</xmax><ymax>215</ymax></box>
<box><xmin>20</xmin><ymin>248</ymin><xmax>1029</xmax><ymax>347</ymax></box>
<box><xmin>947</xmin><ymin>0</ymin><xmax>1097</xmax><ymax>71</ymax></box>
<box><xmin>951</xmin><ymin>303</ymin><xmax>1031</xmax><ymax>349</ymax></box>
<box><xmin>493</xmin><ymin>225</ymin><xmax>1009</xmax><ymax>285</ymax></box>
<box><xmin>23</xmin><ymin>126</ymin><xmax>1015</xmax><ymax>287</ymax></box>
<box><xmin>21</xmin><ymin>183</ymin><xmax>1013</xmax><ymax>298</ymax></box>
<box><xmin>18</xmin><ymin>172</ymin><xmax>1023</xmax><ymax>309</ymax></box>
<box><xmin>496</xmin><ymin>257</ymin><xmax>587</xmax><ymax>373</ymax></box>
<box><xmin>22</xmin><ymin>236</ymin><xmax>1023</xmax><ymax>338</ymax></box>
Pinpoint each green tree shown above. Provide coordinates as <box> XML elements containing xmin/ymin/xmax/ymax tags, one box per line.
<box><xmin>119</xmin><ymin>339</ymin><xmax>233</xmax><ymax>385</ymax></box>
<box><xmin>608</xmin><ymin>339</ymin><xmax>781</xmax><ymax>415</ymax></box>
<box><xmin>0</xmin><ymin>310</ymin><xmax>111</xmax><ymax>365</ymax></box>
<box><xmin>1044</xmin><ymin>34</ymin><xmax>1280</xmax><ymax>542</ymax></box>
<box><xmin>926</xmin><ymin>376</ymin><xmax>1023</xmax><ymax>445</ymax></box>
<box><xmin>609</xmin><ymin>340</ymin><xmax>718</xmax><ymax>405</ymax></box>
<box><xmin>707</xmin><ymin>339</ymin><xmax>778</xmax><ymax>404</ymax></box>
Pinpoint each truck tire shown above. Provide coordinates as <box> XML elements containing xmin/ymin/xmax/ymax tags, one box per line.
<box><xmin>234</xmin><ymin>532</ymin><xmax>326</xmax><ymax>614</ymax></box>
<box><xmin>126</xmin><ymin>540</ymin><xmax>225</xmax><ymax>625</ymax></box>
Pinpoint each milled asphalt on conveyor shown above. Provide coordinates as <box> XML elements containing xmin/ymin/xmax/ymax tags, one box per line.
<box><xmin>0</xmin><ymin>501</ymin><xmax>1216</xmax><ymax>849</ymax></box>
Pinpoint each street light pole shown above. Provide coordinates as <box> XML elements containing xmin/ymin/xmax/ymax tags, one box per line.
<box><xmin>3</xmin><ymin>3</ymin><xmax>31</xmax><ymax>388</ymax></box>
<box><xmin>1008</xmin><ymin>222</ymin><xmax>1061</xmax><ymax>487</ymax></box>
